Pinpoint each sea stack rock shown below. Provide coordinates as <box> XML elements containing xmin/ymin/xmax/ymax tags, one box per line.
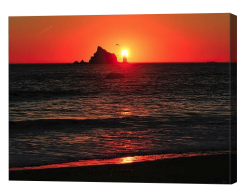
<box><xmin>73</xmin><ymin>60</ymin><xmax>87</xmax><ymax>64</ymax></box>
<box><xmin>79</xmin><ymin>60</ymin><xmax>86</xmax><ymax>64</ymax></box>
<box><xmin>89</xmin><ymin>46</ymin><xmax>118</xmax><ymax>64</ymax></box>
<box><xmin>123</xmin><ymin>56</ymin><xmax>128</xmax><ymax>63</ymax></box>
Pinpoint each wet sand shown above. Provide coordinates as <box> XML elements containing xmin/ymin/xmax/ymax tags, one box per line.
<box><xmin>9</xmin><ymin>154</ymin><xmax>236</xmax><ymax>184</ymax></box>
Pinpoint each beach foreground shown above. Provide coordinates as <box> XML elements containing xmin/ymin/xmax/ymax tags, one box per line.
<box><xmin>9</xmin><ymin>154</ymin><xmax>236</xmax><ymax>184</ymax></box>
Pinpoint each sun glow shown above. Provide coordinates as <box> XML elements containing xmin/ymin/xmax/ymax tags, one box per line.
<box><xmin>121</xmin><ymin>50</ymin><xmax>129</xmax><ymax>57</ymax></box>
<box><xmin>121</xmin><ymin>156</ymin><xmax>135</xmax><ymax>164</ymax></box>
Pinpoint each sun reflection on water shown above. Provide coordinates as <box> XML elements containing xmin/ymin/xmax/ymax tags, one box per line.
<box><xmin>121</xmin><ymin>156</ymin><xmax>135</xmax><ymax>164</ymax></box>
<box><xmin>10</xmin><ymin>151</ymin><xmax>229</xmax><ymax>171</ymax></box>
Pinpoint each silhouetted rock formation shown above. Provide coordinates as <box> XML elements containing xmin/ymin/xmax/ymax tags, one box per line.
<box><xmin>89</xmin><ymin>46</ymin><xmax>118</xmax><ymax>64</ymax></box>
<box><xmin>207</xmin><ymin>61</ymin><xmax>218</xmax><ymax>64</ymax></box>
<box><xmin>106</xmin><ymin>73</ymin><xmax>125</xmax><ymax>79</ymax></box>
<box><xmin>73</xmin><ymin>60</ymin><xmax>87</xmax><ymax>64</ymax></box>
<box><xmin>123</xmin><ymin>56</ymin><xmax>128</xmax><ymax>63</ymax></box>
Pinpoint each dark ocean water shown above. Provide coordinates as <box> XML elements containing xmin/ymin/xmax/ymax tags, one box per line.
<box><xmin>9</xmin><ymin>63</ymin><xmax>235</xmax><ymax>167</ymax></box>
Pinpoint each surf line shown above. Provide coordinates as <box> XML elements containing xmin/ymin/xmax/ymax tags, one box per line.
<box><xmin>10</xmin><ymin>151</ymin><xmax>229</xmax><ymax>171</ymax></box>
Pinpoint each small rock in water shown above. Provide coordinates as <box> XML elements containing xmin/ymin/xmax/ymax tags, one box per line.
<box><xmin>106</xmin><ymin>73</ymin><xmax>125</xmax><ymax>79</ymax></box>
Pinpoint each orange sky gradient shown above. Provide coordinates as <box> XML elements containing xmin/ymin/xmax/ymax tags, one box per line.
<box><xmin>9</xmin><ymin>14</ymin><xmax>236</xmax><ymax>63</ymax></box>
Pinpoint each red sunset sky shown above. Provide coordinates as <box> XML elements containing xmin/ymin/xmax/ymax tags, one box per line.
<box><xmin>9</xmin><ymin>14</ymin><xmax>236</xmax><ymax>63</ymax></box>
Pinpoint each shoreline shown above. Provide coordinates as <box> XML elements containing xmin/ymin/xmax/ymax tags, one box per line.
<box><xmin>9</xmin><ymin>154</ymin><xmax>236</xmax><ymax>184</ymax></box>
<box><xmin>9</xmin><ymin>151</ymin><xmax>230</xmax><ymax>171</ymax></box>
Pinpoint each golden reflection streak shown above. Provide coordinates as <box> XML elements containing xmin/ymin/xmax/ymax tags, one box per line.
<box><xmin>10</xmin><ymin>151</ymin><xmax>230</xmax><ymax>171</ymax></box>
<box><xmin>121</xmin><ymin>156</ymin><xmax>135</xmax><ymax>164</ymax></box>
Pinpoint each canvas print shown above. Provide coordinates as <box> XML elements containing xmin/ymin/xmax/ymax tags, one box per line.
<box><xmin>9</xmin><ymin>13</ymin><xmax>237</xmax><ymax>184</ymax></box>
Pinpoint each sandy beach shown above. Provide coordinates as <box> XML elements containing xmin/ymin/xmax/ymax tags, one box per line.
<box><xmin>9</xmin><ymin>154</ymin><xmax>236</xmax><ymax>184</ymax></box>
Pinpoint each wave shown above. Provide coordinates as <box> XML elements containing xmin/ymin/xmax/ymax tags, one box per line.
<box><xmin>9</xmin><ymin>112</ymin><xmax>230</xmax><ymax>133</ymax></box>
<box><xmin>10</xmin><ymin>150</ymin><xmax>231</xmax><ymax>171</ymax></box>
<box><xmin>9</xmin><ymin>116</ymin><xmax>159</xmax><ymax>132</ymax></box>
<box><xmin>10</xmin><ymin>90</ymin><xmax>99</xmax><ymax>101</ymax></box>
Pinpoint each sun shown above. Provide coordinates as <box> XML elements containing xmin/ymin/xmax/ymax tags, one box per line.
<box><xmin>121</xmin><ymin>50</ymin><xmax>129</xmax><ymax>57</ymax></box>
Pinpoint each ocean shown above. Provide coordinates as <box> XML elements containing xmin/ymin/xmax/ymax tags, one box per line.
<box><xmin>9</xmin><ymin>63</ymin><xmax>236</xmax><ymax>168</ymax></box>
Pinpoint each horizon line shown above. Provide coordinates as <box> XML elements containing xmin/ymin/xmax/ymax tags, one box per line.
<box><xmin>9</xmin><ymin>61</ymin><xmax>236</xmax><ymax>65</ymax></box>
